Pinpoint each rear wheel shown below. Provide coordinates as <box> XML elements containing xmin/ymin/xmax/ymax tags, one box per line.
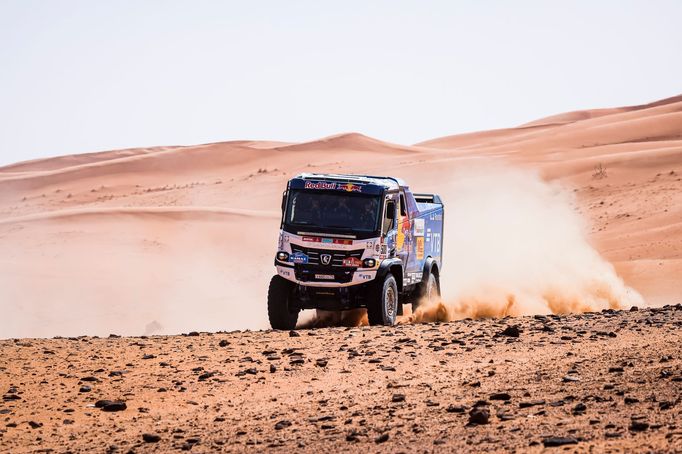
<box><xmin>367</xmin><ymin>274</ymin><xmax>398</xmax><ymax>326</ymax></box>
<box><xmin>412</xmin><ymin>271</ymin><xmax>440</xmax><ymax>313</ymax></box>
<box><xmin>267</xmin><ymin>275</ymin><xmax>299</xmax><ymax>330</ymax></box>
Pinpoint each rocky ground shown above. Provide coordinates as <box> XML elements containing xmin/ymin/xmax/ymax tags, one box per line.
<box><xmin>1</xmin><ymin>305</ymin><xmax>681</xmax><ymax>453</ymax></box>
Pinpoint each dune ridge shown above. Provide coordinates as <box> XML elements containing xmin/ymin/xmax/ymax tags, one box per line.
<box><xmin>0</xmin><ymin>94</ymin><xmax>680</xmax><ymax>337</ymax></box>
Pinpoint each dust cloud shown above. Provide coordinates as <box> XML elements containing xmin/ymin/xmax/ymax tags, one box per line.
<box><xmin>409</xmin><ymin>164</ymin><xmax>644</xmax><ymax>323</ymax></box>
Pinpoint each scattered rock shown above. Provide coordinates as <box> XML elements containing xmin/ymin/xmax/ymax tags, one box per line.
<box><xmin>99</xmin><ymin>401</ymin><xmax>127</xmax><ymax>412</ymax></box>
<box><xmin>392</xmin><ymin>393</ymin><xmax>405</xmax><ymax>403</ymax></box>
<box><xmin>468</xmin><ymin>407</ymin><xmax>490</xmax><ymax>425</ymax></box>
<box><xmin>572</xmin><ymin>403</ymin><xmax>587</xmax><ymax>415</ymax></box>
<box><xmin>289</xmin><ymin>330</ymin><xmax>300</xmax><ymax>337</ymax></box>
<box><xmin>489</xmin><ymin>392</ymin><xmax>511</xmax><ymax>401</ymax></box>
<box><xmin>446</xmin><ymin>405</ymin><xmax>466</xmax><ymax>413</ymax></box>
<box><xmin>218</xmin><ymin>340</ymin><xmax>230</xmax><ymax>347</ymax></box>
<box><xmin>519</xmin><ymin>400</ymin><xmax>545</xmax><ymax>408</ymax></box>
<box><xmin>542</xmin><ymin>437</ymin><xmax>578</xmax><ymax>447</ymax></box>
<box><xmin>629</xmin><ymin>421</ymin><xmax>649</xmax><ymax>432</ymax></box>
<box><xmin>142</xmin><ymin>433</ymin><xmax>161</xmax><ymax>443</ymax></box>
<box><xmin>375</xmin><ymin>433</ymin><xmax>389</xmax><ymax>443</ymax></box>
<box><xmin>500</xmin><ymin>326</ymin><xmax>520</xmax><ymax>337</ymax></box>
<box><xmin>275</xmin><ymin>420</ymin><xmax>292</xmax><ymax>430</ymax></box>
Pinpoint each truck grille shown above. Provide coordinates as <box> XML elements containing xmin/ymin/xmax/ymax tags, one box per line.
<box><xmin>290</xmin><ymin>245</ymin><xmax>364</xmax><ymax>268</ymax></box>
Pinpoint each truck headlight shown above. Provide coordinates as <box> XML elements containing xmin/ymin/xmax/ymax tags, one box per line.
<box><xmin>276</xmin><ymin>251</ymin><xmax>289</xmax><ymax>261</ymax></box>
<box><xmin>362</xmin><ymin>258</ymin><xmax>376</xmax><ymax>268</ymax></box>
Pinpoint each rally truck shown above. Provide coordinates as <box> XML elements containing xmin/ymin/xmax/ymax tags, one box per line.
<box><xmin>268</xmin><ymin>173</ymin><xmax>444</xmax><ymax>329</ymax></box>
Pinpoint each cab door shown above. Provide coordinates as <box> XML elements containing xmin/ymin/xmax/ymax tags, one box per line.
<box><xmin>396</xmin><ymin>192</ymin><xmax>412</xmax><ymax>271</ymax></box>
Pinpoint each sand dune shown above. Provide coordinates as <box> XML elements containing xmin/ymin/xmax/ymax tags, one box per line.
<box><xmin>0</xmin><ymin>94</ymin><xmax>680</xmax><ymax>338</ymax></box>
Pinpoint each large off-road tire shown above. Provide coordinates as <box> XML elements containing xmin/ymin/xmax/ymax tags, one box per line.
<box><xmin>267</xmin><ymin>275</ymin><xmax>299</xmax><ymax>330</ymax></box>
<box><xmin>412</xmin><ymin>271</ymin><xmax>440</xmax><ymax>313</ymax></box>
<box><xmin>367</xmin><ymin>274</ymin><xmax>398</xmax><ymax>326</ymax></box>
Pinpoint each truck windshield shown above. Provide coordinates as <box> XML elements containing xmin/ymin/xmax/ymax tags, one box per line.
<box><xmin>285</xmin><ymin>190</ymin><xmax>381</xmax><ymax>232</ymax></box>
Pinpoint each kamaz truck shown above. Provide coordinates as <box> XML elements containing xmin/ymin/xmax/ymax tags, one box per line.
<box><xmin>269</xmin><ymin>173</ymin><xmax>444</xmax><ymax>329</ymax></box>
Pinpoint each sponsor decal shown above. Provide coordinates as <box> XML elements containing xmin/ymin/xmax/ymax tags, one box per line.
<box><xmin>302</xmin><ymin>236</ymin><xmax>352</xmax><ymax>245</ymax></box>
<box><xmin>413</xmin><ymin>218</ymin><xmax>425</xmax><ymax>237</ymax></box>
<box><xmin>342</xmin><ymin>257</ymin><xmax>362</xmax><ymax>267</ymax></box>
<box><xmin>416</xmin><ymin>237</ymin><xmax>425</xmax><ymax>260</ymax></box>
<box><xmin>432</xmin><ymin>232</ymin><xmax>441</xmax><ymax>254</ymax></box>
<box><xmin>303</xmin><ymin>181</ymin><xmax>363</xmax><ymax>193</ymax></box>
<box><xmin>290</xmin><ymin>252</ymin><xmax>309</xmax><ymax>264</ymax></box>
<box><xmin>304</xmin><ymin>181</ymin><xmax>337</xmax><ymax>190</ymax></box>
<box><xmin>358</xmin><ymin>273</ymin><xmax>373</xmax><ymax>280</ymax></box>
<box><xmin>338</xmin><ymin>183</ymin><xmax>362</xmax><ymax>192</ymax></box>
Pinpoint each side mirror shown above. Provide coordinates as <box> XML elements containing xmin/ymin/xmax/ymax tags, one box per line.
<box><xmin>281</xmin><ymin>191</ymin><xmax>287</xmax><ymax>213</ymax></box>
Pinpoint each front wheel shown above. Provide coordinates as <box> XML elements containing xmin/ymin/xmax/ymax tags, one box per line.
<box><xmin>367</xmin><ymin>274</ymin><xmax>398</xmax><ymax>326</ymax></box>
<box><xmin>412</xmin><ymin>272</ymin><xmax>440</xmax><ymax>313</ymax></box>
<box><xmin>267</xmin><ymin>275</ymin><xmax>300</xmax><ymax>330</ymax></box>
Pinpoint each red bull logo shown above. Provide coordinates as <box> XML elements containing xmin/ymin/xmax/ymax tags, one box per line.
<box><xmin>338</xmin><ymin>183</ymin><xmax>362</xmax><ymax>192</ymax></box>
<box><xmin>304</xmin><ymin>181</ymin><xmax>337</xmax><ymax>190</ymax></box>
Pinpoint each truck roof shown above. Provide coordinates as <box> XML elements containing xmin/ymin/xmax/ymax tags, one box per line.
<box><xmin>293</xmin><ymin>173</ymin><xmax>407</xmax><ymax>191</ymax></box>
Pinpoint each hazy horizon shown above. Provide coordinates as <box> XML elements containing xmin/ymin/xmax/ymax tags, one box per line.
<box><xmin>1</xmin><ymin>0</ymin><xmax>681</xmax><ymax>166</ymax></box>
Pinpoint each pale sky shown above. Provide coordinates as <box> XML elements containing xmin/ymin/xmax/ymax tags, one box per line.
<box><xmin>1</xmin><ymin>1</ymin><xmax>681</xmax><ymax>166</ymax></box>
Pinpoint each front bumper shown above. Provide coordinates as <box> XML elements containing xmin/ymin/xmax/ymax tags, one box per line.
<box><xmin>276</xmin><ymin>263</ymin><xmax>377</xmax><ymax>288</ymax></box>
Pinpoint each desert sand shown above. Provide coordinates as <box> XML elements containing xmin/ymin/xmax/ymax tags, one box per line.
<box><xmin>1</xmin><ymin>306</ymin><xmax>680</xmax><ymax>452</ymax></box>
<box><xmin>0</xmin><ymin>95</ymin><xmax>681</xmax><ymax>452</ymax></box>
<box><xmin>1</xmin><ymin>94</ymin><xmax>680</xmax><ymax>337</ymax></box>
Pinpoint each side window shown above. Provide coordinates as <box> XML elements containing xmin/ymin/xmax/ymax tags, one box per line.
<box><xmin>399</xmin><ymin>193</ymin><xmax>407</xmax><ymax>217</ymax></box>
<box><xmin>383</xmin><ymin>200</ymin><xmax>396</xmax><ymax>235</ymax></box>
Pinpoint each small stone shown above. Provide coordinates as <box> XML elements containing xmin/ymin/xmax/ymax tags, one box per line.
<box><xmin>79</xmin><ymin>385</ymin><xmax>92</xmax><ymax>393</ymax></box>
<box><xmin>500</xmin><ymin>326</ymin><xmax>520</xmax><ymax>337</ymax></box>
<box><xmin>142</xmin><ymin>354</ymin><xmax>156</xmax><ymax>360</ymax></box>
<box><xmin>198</xmin><ymin>371</ymin><xmax>216</xmax><ymax>381</ymax></box>
<box><xmin>542</xmin><ymin>437</ymin><xmax>578</xmax><ymax>447</ymax></box>
<box><xmin>289</xmin><ymin>330</ymin><xmax>300</xmax><ymax>337</ymax></box>
<box><xmin>446</xmin><ymin>404</ymin><xmax>465</xmax><ymax>413</ymax></box>
<box><xmin>218</xmin><ymin>340</ymin><xmax>230</xmax><ymax>347</ymax></box>
<box><xmin>562</xmin><ymin>375</ymin><xmax>580</xmax><ymax>382</ymax></box>
<box><xmin>375</xmin><ymin>433</ymin><xmax>389</xmax><ymax>443</ymax></box>
<box><xmin>102</xmin><ymin>401</ymin><xmax>127</xmax><ymax>412</ymax></box>
<box><xmin>608</xmin><ymin>366</ymin><xmax>624</xmax><ymax>373</ymax></box>
<box><xmin>392</xmin><ymin>393</ymin><xmax>405</xmax><ymax>403</ymax></box>
<box><xmin>80</xmin><ymin>376</ymin><xmax>98</xmax><ymax>382</ymax></box>
<box><xmin>315</xmin><ymin>359</ymin><xmax>328</xmax><ymax>368</ymax></box>
<box><xmin>629</xmin><ymin>421</ymin><xmax>649</xmax><ymax>432</ymax></box>
<box><xmin>519</xmin><ymin>400</ymin><xmax>545</xmax><ymax>408</ymax></box>
<box><xmin>489</xmin><ymin>392</ymin><xmax>511</xmax><ymax>401</ymax></box>
<box><xmin>187</xmin><ymin>331</ymin><xmax>200</xmax><ymax>336</ymax></box>
<box><xmin>275</xmin><ymin>420</ymin><xmax>292</xmax><ymax>430</ymax></box>
<box><xmin>28</xmin><ymin>421</ymin><xmax>43</xmax><ymax>429</ymax></box>
<box><xmin>572</xmin><ymin>403</ymin><xmax>587</xmax><ymax>415</ymax></box>
<box><xmin>142</xmin><ymin>433</ymin><xmax>161</xmax><ymax>443</ymax></box>
<box><xmin>468</xmin><ymin>407</ymin><xmax>490</xmax><ymax>425</ymax></box>
<box><xmin>270</xmin><ymin>364</ymin><xmax>277</xmax><ymax>373</ymax></box>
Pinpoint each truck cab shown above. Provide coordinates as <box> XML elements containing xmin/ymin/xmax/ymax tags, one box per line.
<box><xmin>269</xmin><ymin>173</ymin><xmax>444</xmax><ymax>328</ymax></box>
